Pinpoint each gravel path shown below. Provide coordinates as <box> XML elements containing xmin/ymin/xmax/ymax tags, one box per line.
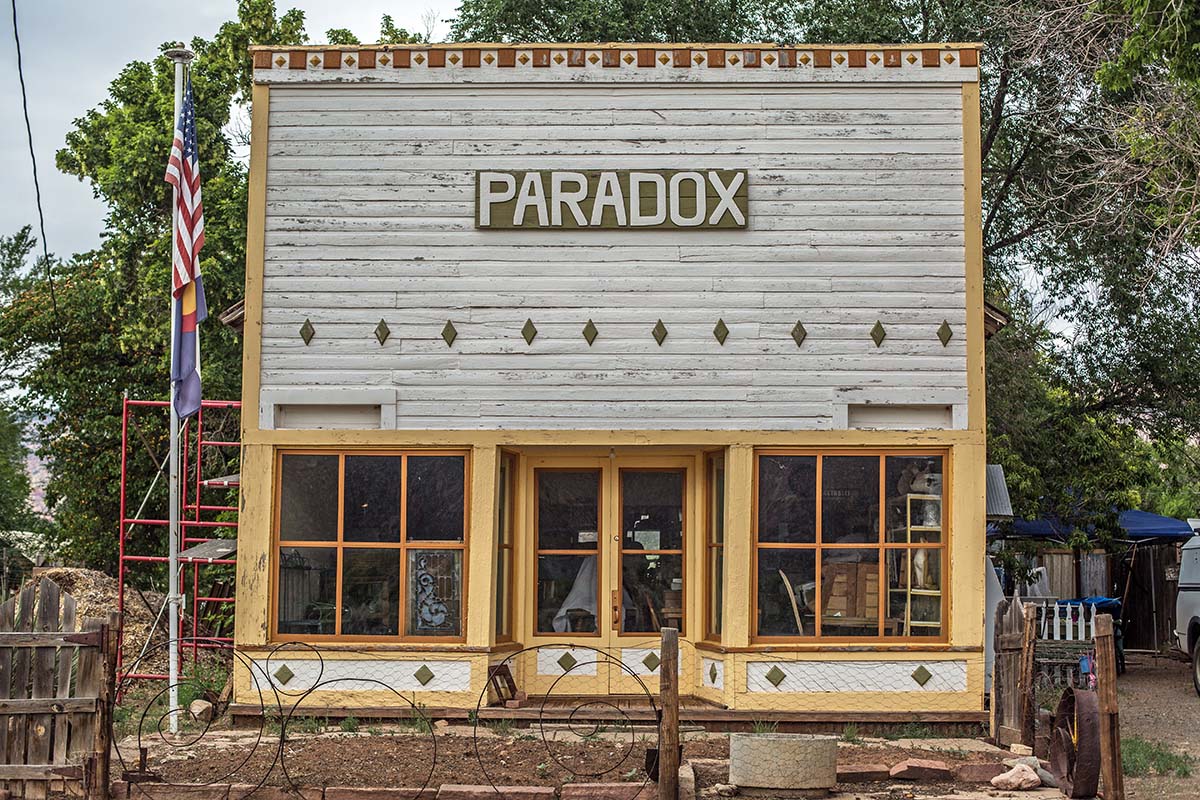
<box><xmin>1118</xmin><ymin>654</ymin><xmax>1200</xmax><ymax>799</ymax></box>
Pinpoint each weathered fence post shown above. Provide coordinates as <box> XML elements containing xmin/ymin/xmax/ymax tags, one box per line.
<box><xmin>1018</xmin><ymin>604</ymin><xmax>1037</xmax><ymax>747</ymax></box>
<box><xmin>1095</xmin><ymin>614</ymin><xmax>1124</xmax><ymax>800</ymax></box>
<box><xmin>659</xmin><ymin>627</ymin><xmax>679</xmax><ymax>800</ymax></box>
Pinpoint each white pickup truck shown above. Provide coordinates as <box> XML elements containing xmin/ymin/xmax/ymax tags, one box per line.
<box><xmin>1176</xmin><ymin>535</ymin><xmax>1200</xmax><ymax>695</ymax></box>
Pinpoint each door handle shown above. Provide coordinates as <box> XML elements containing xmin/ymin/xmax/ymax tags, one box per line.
<box><xmin>611</xmin><ymin>589</ymin><xmax>620</xmax><ymax>628</ymax></box>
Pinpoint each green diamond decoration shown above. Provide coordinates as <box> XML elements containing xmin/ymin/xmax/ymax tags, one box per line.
<box><xmin>642</xmin><ymin>651</ymin><xmax>661</xmax><ymax>672</ymax></box>
<box><xmin>441</xmin><ymin>320</ymin><xmax>458</xmax><ymax>346</ymax></box>
<box><xmin>374</xmin><ymin>319</ymin><xmax>391</xmax><ymax>345</ymax></box>
<box><xmin>871</xmin><ymin>320</ymin><xmax>887</xmax><ymax>347</ymax></box>
<box><xmin>299</xmin><ymin>319</ymin><xmax>315</xmax><ymax>345</ymax></box>
<box><xmin>273</xmin><ymin>664</ymin><xmax>295</xmax><ymax>686</ymax></box>
<box><xmin>709</xmin><ymin>663</ymin><xmax>718</xmax><ymax>684</ymax></box>
<box><xmin>937</xmin><ymin>320</ymin><xmax>953</xmax><ymax>346</ymax></box>
<box><xmin>713</xmin><ymin>319</ymin><xmax>729</xmax><ymax>345</ymax></box>
<box><xmin>556</xmin><ymin>651</ymin><xmax>578</xmax><ymax>672</ymax></box>
<box><xmin>911</xmin><ymin>665</ymin><xmax>933</xmax><ymax>686</ymax></box>
<box><xmin>522</xmin><ymin>318</ymin><xmax>538</xmax><ymax>345</ymax></box>
<box><xmin>652</xmin><ymin>319</ymin><xmax>668</xmax><ymax>346</ymax></box>
<box><xmin>414</xmin><ymin>664</ymin><xmax>436</xmax><ymax>686</ymax></box>
<box><xmin>791</xmin><ymin>321</ymin><xmax>807</xmax><ymax>348</ymax></box>
<box><xmin>583</xmin><ymin>319</ymin><xmax>598</xmax><ymax>346</ymax></box>
<box><xmin>764</xmin><ymin>665</ymin><xmax>787</xmax><ymax>687</ymax></box>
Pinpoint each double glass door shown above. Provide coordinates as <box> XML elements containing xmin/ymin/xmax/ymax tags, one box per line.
<box><xmin>531</xmin><ymin>456</ymin><xmax>690</xmax><ymax>690</ymax></box>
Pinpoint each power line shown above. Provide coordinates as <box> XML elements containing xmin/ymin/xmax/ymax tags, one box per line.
<box><xmin>10</xmin><ymin>0</ymin><xmax>62</xmax><ymax>342</ymax></box>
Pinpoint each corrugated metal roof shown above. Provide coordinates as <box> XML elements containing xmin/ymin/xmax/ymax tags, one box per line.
<box><xmin>986</xmin><ymin>464</ymin><xmax>1013</xmax><ymax>521</ymax></box>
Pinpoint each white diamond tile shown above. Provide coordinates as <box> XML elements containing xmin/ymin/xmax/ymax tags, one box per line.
<box><xmin>745</xmin><ymin>660</ymin><xmax>968</xmax><ymax>693</ymax></box>
<box><xmin>253</xmin><ymin>658</ymin><xmax>472</xmax><ymax>692</ymax></box>
<box><xmin>702</xmin><ymin>657</ymin><xmax>724</xmax><ymax>690</ymax></box>
<box><xmin>536</xmin><ymin>647</ymin><xmax>598</xmax><ymax>676</ymax></box>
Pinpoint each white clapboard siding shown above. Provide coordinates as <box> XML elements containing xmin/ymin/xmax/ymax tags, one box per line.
<box><xmin>259</xmin><ymin>82</ymin><xmax>970</xmax><ymax>430</ymax></box>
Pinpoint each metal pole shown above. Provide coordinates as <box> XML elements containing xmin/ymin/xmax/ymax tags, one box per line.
<box><xmin>165</xmin><ymin>44</ymin><xmax>194</xmax><ymax>735</ymax></box>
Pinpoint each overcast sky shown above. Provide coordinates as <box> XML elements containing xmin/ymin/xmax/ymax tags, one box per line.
<box><xmin>0</xmin><ymin>0</ymin><xmax>461</xmax><ymax>261</ymax></box>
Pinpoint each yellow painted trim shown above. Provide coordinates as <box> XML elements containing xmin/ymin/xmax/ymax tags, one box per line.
<box><xmin>962</xmin><ymin>81</ymin><xmax>985</xmax><ymax>434</ymax></box>
<box><xmin>241</xmin><ymin>83</ymin><xmax>269</xmax><ymax>438</ymax></box>
<box><xmin>233</xmin><ymin>444</ymin><xmax>273</xmax><ymax>649</ymax></box>
<box><xmin>721</xmin><ymin>445</ymin><xmax>753</xmax><ymax>654</ymax></box>
<box><xmin>466</xmin><ymin>445</ymin><xmax>499</xmax><ymax>647</ymax></box>
<box><xmin>244</xmin><ymin>429</ymin><xmax>984</xmax><ymax>448</ymax></box>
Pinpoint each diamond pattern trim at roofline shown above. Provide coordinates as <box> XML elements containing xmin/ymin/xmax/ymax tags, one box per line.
<box><xmin>257</xmin><ymin>45</ymin><xmax>983</xmax><ymax>78</ymax></box>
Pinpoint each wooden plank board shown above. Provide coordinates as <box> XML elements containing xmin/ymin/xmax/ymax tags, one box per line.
<box><xmin>27</xmin><ymin>578</ymin><xmax>61</xmax><ymax>800</ymax></box>
<box><xmin>69</xmin><ymin>620</ymin><xmax>101</xmax><ymax>761</ymax></box>
<box><xmin>8</xmin><ymin>583</ymin><xmax>36</xmax><ymax>796</ymax></box>
<box><xmin>52</xmin><ymin>593</ymin><xmax>76</xmax><ymax>774</ymax></box>
<box><xmin>0</xmin><ymin>596</ymin><xmax>15</xmax><ymax>783</ymax></box>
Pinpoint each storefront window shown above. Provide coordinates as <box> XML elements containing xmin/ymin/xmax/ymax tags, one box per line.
<box><xmin>495</xmin><ymin>452</ymin><xmax>517</xmax><ymax>641</ymax></box>
<box><xmin>275</xmin><ymin>451</ymin><xmax>468</xmax><ymax>640</ymax></box>
<box><xmin>705</xmin><ymin>454</ymin><xmax>725</xmax><ymax>640</ymax></box>
<box><xmin>755</xmin><ymin>451</ymin><xmax>945</xmax><ymax>639</ymax></box>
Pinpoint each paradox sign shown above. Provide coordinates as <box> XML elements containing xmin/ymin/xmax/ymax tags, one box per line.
<box><xmin>476</xmin><ymin>169</ymin><xmax>748</xmax><ymax>230</ymax></box>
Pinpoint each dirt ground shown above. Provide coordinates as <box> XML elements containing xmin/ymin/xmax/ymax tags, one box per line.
<box><xmin>1117</xmin><ymin>654</ymin><xmax>1200</xmax><ymax>799</ymax></box>
<box><xmin>128</xmin><ymin>723</ymin><xmax>1013</xmax><ymax>795</ymax></box>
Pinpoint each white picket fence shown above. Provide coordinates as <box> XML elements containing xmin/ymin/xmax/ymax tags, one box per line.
<box><xmin>1037</xmin><ymin>600</ymin><xmax>1098</xmax><ymax>641</ymax></box>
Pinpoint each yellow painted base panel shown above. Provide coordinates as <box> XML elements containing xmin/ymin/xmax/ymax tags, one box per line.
<box><xmin>232</xmin><ymin>647</ymin><xmax>985</xmax><ymax>714</ymax></box>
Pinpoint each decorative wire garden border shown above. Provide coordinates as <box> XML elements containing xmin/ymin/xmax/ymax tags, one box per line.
<box><xmin>115</xmin><ymin>639</ymin><xmax>662</xmax><ymax>799</ymax></box>
<box><xmin>471</xmin><ymin>645</ymin><xmax>658</xmax><ymax>800</ymax></box>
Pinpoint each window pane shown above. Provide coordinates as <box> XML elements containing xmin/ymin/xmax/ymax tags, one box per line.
<box><xmin>709</xmin><ymin>548</ymin><xmax>723</xmax><ymax>637</ymax></box>
<box><xmin>341</xmin><ymin>548</ymin><xmax>400</xmax><ymax>636</ymax></box>
<box><xmin>757</xmin><ymin>549</ymin><xmax>816</xmax><ymax>636</ymax></box>
<box><xmin>278</xmin><ymin>547</ymin><xmax>336</xmax><ymax>635</ymax></box>
<box><xmin>406</xmin><ymin>456</ymin><xmax>466</xmax><ymax>541</ymax></box>
<box><xmin>821</xmin><ymin>455</ymin><xmax>880</xmax><ymax>544</ymax></box>
<box><xmin>495</xmin><ymin>456</ymin><xmax>513</xmax><ymax>638</ymax></box>
<box><xmin>621</xmin><ymin>470</ymin><xmax>684</xmax><ymax>551</ymax></box>
<box><xmin>344</xmin><ymin>456</ymin><xmax>401</xmax><ymax>543</ymax></box>
<box><xmin>537</xmin><ymin>471</ymin><xmax>600</xmax><ymax>550</ymax></box>
<box><xmin>495</xmin><ymin>548</ymin><xmax>510</xmax><ymax>638</ymax></box>
<box><xmin>819</xmin><ymin>549</ymin><xmax>880</xmax><ymax>637</ymax></box>
<box><xmin>279</xmin><ymin>455</ymin><xmax>338</xmax><ymax>541</ymax></box>
<box><xmin>537</xmin><ymin>554</ymin><xmax>598</xmax><ymax>633</ymax></box>
<box><xmin>710</xmin><ymin>458</ymin><xmax>725</xmax><ymax>545</ymax></box>
<box><xmin>887</xmin><ymin>548</ymin><xmax>942</xmax><ymax>636</ymax></box>
<box><xmin>757</xmin><ymin>456</ymin><xmax>816</xmax><ymax>543</ymax></box>
<box><xmin>406</xmin><ymin>549</ymin><xmax>463</xmax><ymax>636</ymax></box>
<box><xmin>886</xmin><ymin>456</ymin><xmax>944</xmax><ymax>543</ymax></box>
<box><xmin>621</xmin><ymin>553</ymin><xmax>684</xmax><ymax>633</ymax></box>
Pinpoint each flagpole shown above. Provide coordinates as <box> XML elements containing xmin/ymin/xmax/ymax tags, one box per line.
<box><xmin>165</xmin><ymin>44</ymin><xmax>194</xmax><ymax>736</ymax></box>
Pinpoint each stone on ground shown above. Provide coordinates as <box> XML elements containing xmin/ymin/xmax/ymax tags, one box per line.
<box><xmin>837</xmin><ymin>763</ymin><xmax>891</xmax><ymax>782</ymax></box>
<box><xmin>991</xmin><ymin>763</ymin><xmax>1042</xmax><ymax>790</ymax></box>
<box><xmin>888</xmin><ymin>758</ymin><xmax>952</xmax><ymax>780</ymax></box>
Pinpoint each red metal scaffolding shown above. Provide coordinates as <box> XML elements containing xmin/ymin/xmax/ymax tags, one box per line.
<box><xmin>117</xmin><ymin>397</ymin><xmax>241</xmax><ymax>679</ymax></box>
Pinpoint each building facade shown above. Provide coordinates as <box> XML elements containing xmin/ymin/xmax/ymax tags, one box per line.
<box><xmin>234</xmin><ymin>42</ymin><xmax>987</xmax><ymax>723</ymax></box>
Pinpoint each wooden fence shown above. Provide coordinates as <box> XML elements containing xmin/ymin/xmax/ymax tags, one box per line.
<box><xmin>0</xmin><ymin>578</ymin><xmax>116</xmax><ymax>799</ymax></box>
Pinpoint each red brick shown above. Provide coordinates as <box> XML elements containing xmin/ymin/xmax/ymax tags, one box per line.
<box><xmin>956</xmin><ymin>762</ymin><xmax>1007</xmax><ymax>783</ymax></box>
<box><xmin>837</xmin><ymin>763</ymin><xmax>891</xmax><ymax>782</ymax></box>
<box><xmin>559</xmin><ymin>785</ymin><xmax>654</xmax><ymax>800</ymax></box>
<box><xmin>327</xmin><ymin>789</ymin><xmax>426</xmax><ymax>800</ymax></box>
<box><xmin>889</xmin><ymin>758</ymin><xmax>953</xmax><ymax>781</ymax></box>
<box><xmin>437</xmin><ymin>787</ymin><xmax>555</xmax><ymax>800</ymax></box>
<box><xmin>230</xmin><ymin>785</ymin><xmax>323</xmax><ymax>799</ymax></box>
<box><xmin>120</xmin><ymin>785</ymin><xmax>230</xmax><ymax>800</ymax></box>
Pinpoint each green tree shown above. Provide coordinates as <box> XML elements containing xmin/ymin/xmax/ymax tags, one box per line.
<box><xmin>0</xmin><ymin>2</ymin><xmax>307</xmax><ymax>572</ymax></box>
<box><xmin>0</xmin><ymin>406</ymin><xmax>33</xmax><ymax>535</ymax></box>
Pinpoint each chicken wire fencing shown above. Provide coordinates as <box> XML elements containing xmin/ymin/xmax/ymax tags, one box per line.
<box><xmin>114</xmin><ymin>639</ymin><xmax>670</xmax><ymax>800</ymax></box>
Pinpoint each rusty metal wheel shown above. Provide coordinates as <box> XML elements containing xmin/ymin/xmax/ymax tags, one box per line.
<box><xmin>1050</xmin><ymin>687</ymin><xmax>1101</xmax><ymax>798</ymax></box>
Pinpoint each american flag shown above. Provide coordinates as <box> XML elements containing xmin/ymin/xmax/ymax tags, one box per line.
<box><xmin>164</xmin><ymin>77</ymin><xmax>207</xmax><ymax>419</ymax></box>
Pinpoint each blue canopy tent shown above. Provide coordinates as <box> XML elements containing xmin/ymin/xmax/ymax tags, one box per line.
<box><xmin>1000</xmin><ymin>509</ymin><xmax>1194</xmax><ymax>541</ymax></box>
<box><xmin>997</xmin><ymin>510</ymin><xmax>1193</xmax><ymax>652</ymax></box>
